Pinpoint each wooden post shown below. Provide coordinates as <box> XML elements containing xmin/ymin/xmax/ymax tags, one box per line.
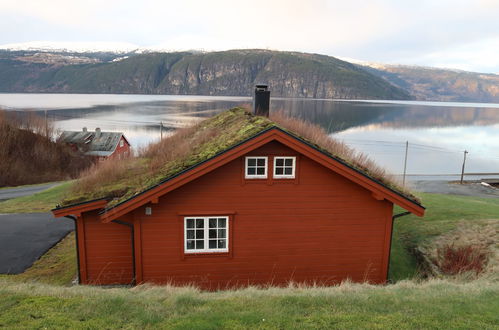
<box><xmin>160</xmin><ymin>121</ymin><xmax>163</xmax><ymax>141</ymax></box>
<box><xmin>402</xmin><ymin>141</ymin><xmax>408</xmax><ymax>187</ymax></box>
<box><xmin>45</xmin><ymin>110</ymin><xmax>48</xmax><ymax>138</ymax></box>
<box><xmin>460</xmin><ymin>150</ymin><xmax>468</xmax><ymax>184</ymax></box>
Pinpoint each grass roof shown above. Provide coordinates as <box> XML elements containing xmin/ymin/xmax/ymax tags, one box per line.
<box><xmin>60</xmin><ymin>107</ymin><xmax>419</xmax><ymax>208</ymax></box>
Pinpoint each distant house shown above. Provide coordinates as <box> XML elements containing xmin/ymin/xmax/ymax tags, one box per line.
<box><xmin>58</xmin><ymin>128</ymin><xmax>131</xmax><ymax>161</ymax></box>
<box><xmin>52</xmin><ymin>88</ymin><xmax>424</xmax><ymax>289</ymax></box>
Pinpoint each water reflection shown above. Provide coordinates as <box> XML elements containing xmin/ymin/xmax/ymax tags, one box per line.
<box><xmin>2</xmin><ymin>94</ymin><xmax>499</xmax><ymax>180</ymax></box>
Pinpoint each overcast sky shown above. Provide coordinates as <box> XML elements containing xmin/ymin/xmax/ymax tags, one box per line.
<box><xmin>0</xmin><ymin>0</ymin><xmax>498</xmax><ymax>73</ymax></box>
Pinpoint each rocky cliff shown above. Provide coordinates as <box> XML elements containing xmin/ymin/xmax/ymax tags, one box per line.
<box><xmin>0</xmin><ymin>49</ymin><xmax>411</xmax><ymax>100</ymax></box>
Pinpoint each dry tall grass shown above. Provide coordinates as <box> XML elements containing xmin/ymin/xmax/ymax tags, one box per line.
<box><xmin>0</xmin><ymin>110</ymin><xmax>92</xmax><ymax>187</ymax></box>
<box><xmin>269</xmin><ymin>110</ymin><xmax>412</xmax><ymax>198</ymax></box>
<box><xmin>66</xmin><ymin>107</ymin><xmax>416</xmax><ymax>206</ymax></box>
<box><xmin>420</xmin><ymin>220</ymin><xmax>498</xmax><ymax>279</ymax></box>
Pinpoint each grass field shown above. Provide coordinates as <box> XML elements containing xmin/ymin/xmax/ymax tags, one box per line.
<box><xmin>389</xmin><ymin>192</ymin><xmax>499</xmax><ymax>280</ymax></box>
<box><xmin>0</xmin><ymin>278</ymin><xmax>497</xmax><ymax>328</ymax></box>
<box><xmin>0</xmin><ymin>190</ymin><xmax>498</xmax><ymax>328</ymax></box>
<box><xmin>0</xmin><ymin>181</ymin><xmax>71</xmax><ymax>213</ymax></box>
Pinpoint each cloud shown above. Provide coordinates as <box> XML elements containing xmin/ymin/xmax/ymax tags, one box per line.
<box><xmin>0</xmin><ymin>0</ymin><xmax>497</xmax><ymax>72</ymax></box>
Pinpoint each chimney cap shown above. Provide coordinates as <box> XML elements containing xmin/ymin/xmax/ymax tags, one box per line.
<box><xmin>255</xmin><ymin>84</ymin><xmax>268</xmax><ymax>91</ymax></box>
<box><xmin>95</xmin><ymin>127</ymin><xmax>101</xmax><ymax>132</ymax></box>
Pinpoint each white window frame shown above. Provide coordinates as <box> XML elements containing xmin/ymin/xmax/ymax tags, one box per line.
<box><xmin>184</xmin><ymin>216</ymin><xmax>229</xmax><ymax>253</ymax></box>
<box><xmin>245</xmin><ymin>156</ymin><xmax>268</xmax><ymax>179</ymax></box>
<box><xmin>119</xmin><ymin>139</ymin><xmax>124</xmax><ymax>148</ymax></box>
<box><xmin>273</xmin><ymin>156</ymin><xmax>296</xmax><ymax>179</ymax></box>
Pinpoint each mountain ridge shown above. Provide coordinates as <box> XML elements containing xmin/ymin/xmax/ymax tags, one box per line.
<box><xmin>0</xmin><ymin>49</ymin><xmax>411</xmax><ymax>100</ymax></box>
<box><xmin>0</xmin><ymin>48</ymin><xmax>497</xmax><ymax>102</ymax></box>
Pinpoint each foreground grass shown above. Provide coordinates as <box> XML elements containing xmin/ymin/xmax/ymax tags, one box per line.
<box><xmin>389</xmin><ymin>192</ymin><xmax>499</xmax><ymax>281</ymax></box>
<box><xmin>0</xmin><ymin>181</ymin><xmax>72</xmax><ymax>213</ymax></box>
<box><xmin>0</xmin><ymin>233</ymin><xmax>76</xmax><ymax>286</ymax></box>
<box><xmin>0</xmin><ymin>279</ymin><xmax>497</xmax><ymax>329</ymax></box>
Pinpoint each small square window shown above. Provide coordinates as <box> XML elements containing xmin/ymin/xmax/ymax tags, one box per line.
<box><xmin>184</xmin><ymin>216</ymin><xmax>229</xmax><ymax>253</ymax></box>
<box><xmin>245</xmin><ymin>157</ymin><xmax>267</xmax><ymax>179</ymax></box>
<box><xmin>274</xmin><ymin>156</ymin><xmax>296</xmax><ymax>179</ymax></box>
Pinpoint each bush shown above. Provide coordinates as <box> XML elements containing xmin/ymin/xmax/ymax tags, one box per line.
<box><xmin>434</xmin><ymin>244</ymin><xmax>489</xmax><ymax>275</ymax></box>
<box><xmin>0</xmin><ymin>110</ymin><xmax>93</xmax><ymax>187</ymax></box>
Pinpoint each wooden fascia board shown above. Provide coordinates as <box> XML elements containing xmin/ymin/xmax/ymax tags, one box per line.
<box><xmin>52</xmin><ymin>200</ymin><xmax>108</xmax><ymax>218</ymax></box>
<box><xmin>271</xmin><ymin>131</ymin><xmax>425</xmax><ymax>216</ymax></box>
<box><xmin>100</xmin><ymin>132</ymin><xmax>279</xmax><ymax>223</ymax></box>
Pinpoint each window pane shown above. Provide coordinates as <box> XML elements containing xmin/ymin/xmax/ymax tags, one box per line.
<box><xmin>209</xmin><ymin>229</ymin><xmax>217</xmax><ymax>238</ymax></box>
<box><xmin>196</xmin><ymin>230</ymin><xmax>204</xmax><ymax>239</ymax></box>
<box><xmin>247</xmin><ymin>167</ymin><xmax>256</xmax><ymax>175</ymax></box>
<box><xmin>276</xmin><ymin>158</ymin><xmax>284</xmax><ymax>166</ymax></box>
<box><xmin>284</xmin><ymin>167</ymin><xmax>293</xmax><ymax>175</ymax></box>
<box><xmin>218</xmin><ymin>218</ymin><xmax>226</xmax><ymax>227</ymax></box>
<box><xmin>186</xmin><ymin>219</ymin><xmax>194</xmax><ymax>228</ymax></box>
<box><xmin>285</xmin><ymin>158</ymin><xmax>293</xmax><ymax>166</ymax></box>
<box><xmin>196</xmin><ymin>219</ymin><xmax>204</xmax><ymax>228</ymax></box>
<box><xmin>196</xmin><ymin>240</ymin><xmax>204</xmax><ymax>249</ymax></box>
<box><xmin>275</xmin><ymin>167</ymin><xmax>283</xmax><ymax>175</ymax></box>
<box><xmin>256</xmin><ymin>167</ymin><xmax>265</xmax><ymax>175</ymax></box>
<box><xmin>218</xmin><ymin>240</ymin><xmax>226</xmax><ymax>249</ymax></box>
<box><xmin>209</xmin><ymin>240</ymin><xmax>217</xmax><ymax>249</ymax></box>
<box><xmin>186</xmin><ymin>230</ymin><xmax>195</xmax><ymax>239</ymax></box>
<box><xmin>209</xmin><ymin>218</ymin><xmax>217</xmax><ymax>228</ymax></box>
<box><xmin>248</xmin><ymin>158</ymin><xmax>256</xmax><ymax>166</ymax></box>
<box><xmin>186</xmin><ymin>240</ymin><xmax>195</xmax><ymax>250</ymax></box>
<box><xmin>257</xmin><ymin>158</ymin><xmax>266</xmax><ymax>166</ymax></box>
<box><xmin>218</xmin><ymin>229</ymin><xmax>226</xmax><ymax>238</ymax></box>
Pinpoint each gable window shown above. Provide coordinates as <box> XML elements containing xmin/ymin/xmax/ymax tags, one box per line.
<box><xmin>185</xmin><ymin>216</ymin><xmax>228</xmax><ymax>253</ymax></box>
<box><xmin>274</xmin><ymin>156</ymin><xmax>296</xmax><ymax>178</ymax></box>
<box><xmin>245</xmin><ymin>156</ymin><xmax>268</xmax><ymax>179</ymax></box>
<box><xmin>119</xmin><ymin>139</ymin><xmax>124</xmax><ymax>148</ymax></box>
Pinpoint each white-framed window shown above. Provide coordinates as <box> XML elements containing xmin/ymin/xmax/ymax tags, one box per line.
<box><xmin>119</xmin><ymin>139</ymin><xmax>124</xmax><ymax>148</ymax></box>
<box><xmin>274</xmin><ymin>156</ymin><xmax>296</xmax><ymax>178</ymax></box>
<box><xmin>245</xmin><ymin>156</ymin><xmax>268</xmax><ymax>179</ymax></box>
<box><xmin>184</xmin><ymin>216</ymin><xmax>229</xmax><ymax>253</ymax></box>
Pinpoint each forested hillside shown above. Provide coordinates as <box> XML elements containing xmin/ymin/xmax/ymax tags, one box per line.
<box><xmin>0</xmin><ymin>49</ymin><xmax>410</xmax><ymax>100</ymax></box>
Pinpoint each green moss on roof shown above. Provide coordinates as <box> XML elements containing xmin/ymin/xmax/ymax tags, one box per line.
<box><xmin>61</xmin><ymin>108</ymin><xmax>275</xmax><ymax>207</ymax></box>
<box><xmin>60</xmin><ymin>107</ymin><xmax>420</xmax><ymax>209</ymax></box>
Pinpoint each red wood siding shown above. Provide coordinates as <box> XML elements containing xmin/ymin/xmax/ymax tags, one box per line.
<box><xmin>79</xmin><ymin>211</ymin><xmax>134</xmax><ymax>285</ymax></box>
<box><xmin>110</xmin><ymin>136</ymin><xmax>131</xmax><ymax>159</ymax></box>
<box><xmin>133</xmin><ymin>141</ymin><xmax>394</xmax><ymax>289</ymax></box>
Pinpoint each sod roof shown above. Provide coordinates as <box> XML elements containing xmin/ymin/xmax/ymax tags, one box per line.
<box><xmin>60</xmin><ymin>107</ymin><xmax>420</xmax><ymax>209</ymax></box>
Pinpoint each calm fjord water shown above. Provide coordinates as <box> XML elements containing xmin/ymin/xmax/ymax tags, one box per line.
<box><xmin>2</xmin><ymin>93</ymin><xmax>499</xmax><ymax>181</ymax></box>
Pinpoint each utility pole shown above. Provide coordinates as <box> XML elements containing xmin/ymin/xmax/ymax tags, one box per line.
<box><xmin>44</xmin><ymin>110</ymin><xmax>48</xmax><ymax>138</ymax></box>
<box><xmin>160</xmin><ymin>121</ymin><xmax>163</xmax><ymax>141</ymax></box>
<box><xmin>460</xmin><ymin>150</ymin><xmax>468</xmax><ymax>184</ymax></box>
<box><xmin>402</xmin><ymin>141</ymin><xmax>409</xmax><ymax>187</ymax></box>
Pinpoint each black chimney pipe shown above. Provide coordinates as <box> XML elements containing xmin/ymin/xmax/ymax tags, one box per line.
<box><xmin>253</xmin><ymin>84</ymin><xmax>270</xmax><ymax>117</ymax></box>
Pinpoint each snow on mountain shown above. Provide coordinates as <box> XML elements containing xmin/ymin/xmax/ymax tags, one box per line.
<box><xmin>0</xmin><ymin>41</ymin><xmax>143</xmax><ymax>53</ymax></box>
<box><xmin>0</xmin><ymin>41</ymin><xmax>204</xmax><ymax>54</ymax></box>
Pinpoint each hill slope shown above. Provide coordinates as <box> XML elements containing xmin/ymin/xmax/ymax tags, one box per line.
<box><xmin>360</xmin><ymin>63</ymin><xmax>499</xmax><ymax>102</ymax></box>
<box><xmin>0</xmin><ymin>49</ymin><xmax>410</xmax><ymax>100</ymax></box>
<box><xmin>0</xmin><ymin>111</ymin><xmax>91</xmax><ymax>187</ymax></box>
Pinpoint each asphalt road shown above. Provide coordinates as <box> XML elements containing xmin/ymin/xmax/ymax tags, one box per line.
<box><xmin>411</xmin><ymin>180</ymin><xmax>499</xmax><ymax>198</ymax></box>
<box><xmin>0</xmin><ymin>182</ymin><xmax>61</xmax><ymax>202</ymax></box>
<box><xmin>0</xmin><ymin>213</ymin><xmax>74</xmax><ymax>274</ymax></box>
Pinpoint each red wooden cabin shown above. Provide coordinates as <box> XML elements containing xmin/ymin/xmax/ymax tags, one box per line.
<box><xmin>58</xmin><ymin>127</ymin><xmax>131</xmax><ymax>161</ymax></box>
<box><xmin>53</xmin><ymin>117</ymin><xmax>424</xmax><ymax>290</ymax></box>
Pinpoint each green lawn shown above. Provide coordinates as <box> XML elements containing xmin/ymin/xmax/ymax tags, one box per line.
<box><xmin>0</xmin><ymin>278</ymin><xmax>497</xmax><ymax>329</ymax></box>
<box><xmin>0</xmin><ymin>191</ymin><xmax>498</xmax><ymax>328</ymax></box>
<box><xmin>0</xmin><ymin>181</ymin><xmax>72</xmax><ymax>213</ymax></box>
<box><xmin>389</xmin><ymin>192</ymin><xmax>499</xmax><ymax>281</ymax></box>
